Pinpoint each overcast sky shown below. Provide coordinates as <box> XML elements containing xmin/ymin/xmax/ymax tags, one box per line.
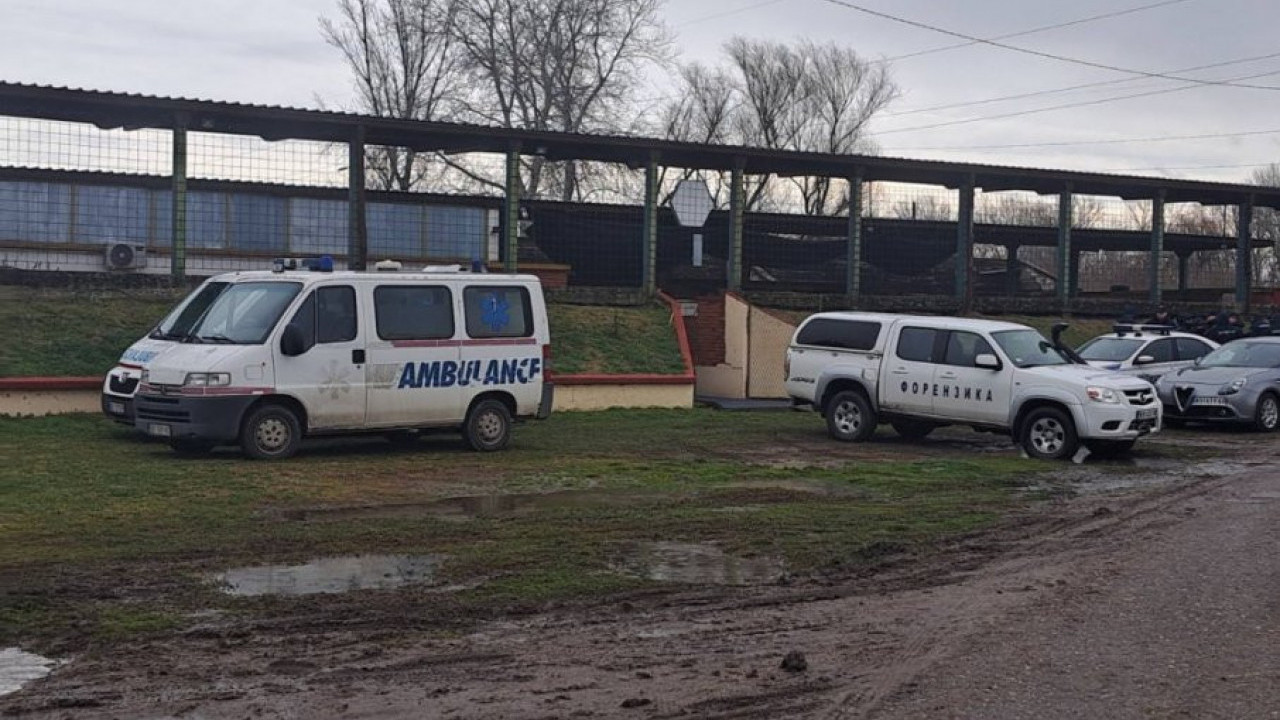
<box><xmin>4</xmin><ymin>0</ymin><xmax>1280</xmax><ymax>183</ymax></box>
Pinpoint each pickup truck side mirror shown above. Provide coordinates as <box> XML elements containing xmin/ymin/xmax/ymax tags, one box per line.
<box><xmin>1133</xmin><ymin>354</ymin><xmax>1156</xmax><ymax>366</ymax></box>
<box><xmin>974</xmin><ymin>353</ymin><xmax>1002</xmax><ymax>370</ymax></box>
<box><xmin>280</xmin><ymin>324</ymin><xmax>309</xmax><ymax>357</ymax></box>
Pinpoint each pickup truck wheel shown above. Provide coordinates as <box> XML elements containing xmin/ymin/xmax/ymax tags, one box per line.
<box><xmin>240</xmin><ymin>404</ymin><xmax>302</xmax><ymax>461</ymax></box>
<box><xmin>1253</xmin><ymin>392</ymin><xmax>1280</xmax><ymax>432</ymax></box>
<box><xmin>825</xmin><ymin>390</ymin><xmax>877</xmax><ymax>442</ymax></box>
<box><xmin>464</xmin><ymin>399</ymin><xmax>512</xmax><ymax>452</ymax></box>
<box><xmin>1020</xmin><ymin>407</ymin><xmax>1079</xmax><ymax>461</ymax></box>
<box><xmin>1084</xmin><ymin>439</ymin><xmax>1135</xmax><ymax>459</ymax></box>
<box><xmin>891</xmin><ymin>420</ymin><xmax>937</xmax><ymax>440</ymax></box>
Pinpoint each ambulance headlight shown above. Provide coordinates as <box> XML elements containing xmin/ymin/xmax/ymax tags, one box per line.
<box><xmin>184</xmin><ymin>372</ymin><xmax>231</xmax><ymax>387</ymax></box>
<box><xmin>1086</xmin><ymin>386</ymin><xmax>1120</xmax><ymax>404</ymax></box>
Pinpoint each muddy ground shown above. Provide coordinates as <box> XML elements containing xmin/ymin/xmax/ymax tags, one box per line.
<box><xmin>3</xmin><ymin>426</ymin><xmax>1278</xmax><ymax>719</ymax></box>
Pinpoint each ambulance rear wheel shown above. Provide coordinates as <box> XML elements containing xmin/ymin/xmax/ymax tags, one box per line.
<box><xmin>825</xmin><ymin>390</ymin><xmax>877</xmax><ymax>442</ymax></box>
<box><xmin>241</xmin><ymin>404</ymin><xmax>302</xmax><ymax>460</ymax></box>
<box><xmin>464</xmin><ymin>399</ymin><xmax>512</xmax><ymax>452</ymax></box>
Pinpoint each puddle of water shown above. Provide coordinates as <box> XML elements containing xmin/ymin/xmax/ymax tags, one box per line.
<box><xmin>0</xmin><ymin>648</ymin><xmax>57</xmax><ymax>697</ymax></box>
<box><xmin>215</xmin><ymin>554</ymin><xmax>444</xmax><ymax>597</ymax></box>
<box><xmin>612</xmin><ymin>541</ymin><xmax>786</xmax><ymax>586</ymax></box>
<box><xmin>292</xmin><ymin>490</ymin><xmax>660</xmax><ymax>523</ymax></box>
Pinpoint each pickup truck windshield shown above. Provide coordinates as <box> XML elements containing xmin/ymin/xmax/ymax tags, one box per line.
<box><xmin>992</xmin><ymin>329</ymin><xmax>1071</xmax><ymax>368</ymax></box>
<box><xmin>184</xmin><ymin>282</ymin><xmax>303</xmax><ymax>345</ymax></box>
<box><xmin>150</xmin><ymin>282</ymin><xmax>230</xmax><ymax>340</ymax></box>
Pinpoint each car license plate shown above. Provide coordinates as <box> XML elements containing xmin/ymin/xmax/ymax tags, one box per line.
<box><xmin>108</xmin><ymin>401</ymin><xmax>126</xmax><ymax>415</ymax></box>
<box><xmin>148</xmin><ymin>423</ymin><xmax>172</xmax><ymax>438</ymax></box>
<box><xmin>1137</xmin><ymin>408</ymin><xmax>1158</xmax><ymax>420</ymax></box>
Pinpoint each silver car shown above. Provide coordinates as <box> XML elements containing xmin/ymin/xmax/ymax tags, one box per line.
<box><xmin>1155</xmin><ymin>337</ymin><xmax>1280</xmax><ymax>431</ymax></box>
<box><xmin>1078</xmin><ymin>326</ymin><xmax>1218</xmax><ymax>384</ymax></box>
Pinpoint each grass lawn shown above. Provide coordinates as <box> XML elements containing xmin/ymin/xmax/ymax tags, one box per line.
<box><xmin>0</xmin><ymin>287</ymin><xmax>685</xmax><ymax>377</ymax></box>
<box><xmin>0</xmin><ymin>410</ymin><xmax>1047</xmax><ymax>646</ymax></box>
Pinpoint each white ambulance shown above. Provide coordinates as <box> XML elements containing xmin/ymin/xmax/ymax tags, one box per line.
<box><xmin>102</xmin><ymin>279</ymin><xmax>231</xmax><ymax>424</ymax></box>
<box><xmin>132</xmin><ymin>262</ymin><xmax>553</xmax><ymax>459</ymax></box>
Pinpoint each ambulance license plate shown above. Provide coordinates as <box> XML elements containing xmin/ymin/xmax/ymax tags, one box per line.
<box><xmin>108</xmin><ymin>401</ymin><xmax>125</xmax><ymax>415</ymax></box>
<box><xmin>1137</xmin><ymin>408</ymin><xmax>1158</xmax><ymax>420</ymax></box>
<box><xmin>148</xmin><ymin>423</ymin><xmax>172</xmax><ymax>438</ymax></box>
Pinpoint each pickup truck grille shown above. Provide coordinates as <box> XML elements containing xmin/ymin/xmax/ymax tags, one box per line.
<box><xmin>1124</xmin><ymin>388</ymin><xmax>1155</xmax><ymax>406</ymax></box>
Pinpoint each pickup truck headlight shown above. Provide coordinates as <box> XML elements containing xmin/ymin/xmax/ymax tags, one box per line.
<box><xmin>184</xmin><ymin>372</ymin><xmax>231</xmax><ymax>387</ymax></box>
<box><xmin>1086</xmin><ymin>386</ymin><xmax>1121</xmax><ymax>404</ymax></box>
<box><xmin>1218</xmin><ymin>378</ymin><xmax>1247</xmax><ymax>395</ymax></box>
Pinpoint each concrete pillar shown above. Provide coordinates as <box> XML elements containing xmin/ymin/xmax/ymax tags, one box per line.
<box><xmin>347</xmin><ymin>125</ymin><xmax>368</xmax><ymax>270</ymax></box>
<box><xmin>641</xmin><ymin>154</ymin><xmax>659</xmax><ymax>295</ymax></box>
<box><xmin>728</xmin><ymin>159</ymin><xmax>745</xmax><ymax>292</ymax></box>
<box><xmin>1057</xmin><ymin>184</ymin><xmax>1074</xmax><ymax>311</ymax></box>
<box><xmin>956</xmin><ymin>174</ymin><xmax>975</xmax><ymax>309</ymax></box>
<box><xmin>1150</xmin><ymin>191</ymin><xmax>1165</xmax><ymax>307</ymax></box>
<box><xmin>846</xmin><ymin>169</ymin><xmax>864</xmax><ymax>302</ymax></box>
<box><xmin>503</xmin><ymin>144</ymin><xmax>521</xmax><ymax>272</ymax></box>
<box><xmin>170</xmin><ymin>114</ymin><xmax>188</xmax><ymax>282</ymax></box>
<box><xmin>1176</xmin><ymin>250</ymin><xmax>1191</xmax><ymax>297</ymax></box>
<box><xmin>1237</xmin><ymin>198</ymin><xmax>1254</xmax><ymax>311</ymax></box>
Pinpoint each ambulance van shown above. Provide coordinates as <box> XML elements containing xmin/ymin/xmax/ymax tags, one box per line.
<box><xmin>132</xmin><ymin>262</ymin><xmax>553</xmax><ymax>459</ymax></box>
<box><xmin>102</xmin><ymin>279</ymin><xmax>230</xmax><ymax>424</ymax></box>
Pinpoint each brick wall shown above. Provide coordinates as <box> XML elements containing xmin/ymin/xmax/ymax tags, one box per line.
<box><xmin>685</xmin><ymin>294</ymin><xmax>726</xmax><ymax>366</ymax></box>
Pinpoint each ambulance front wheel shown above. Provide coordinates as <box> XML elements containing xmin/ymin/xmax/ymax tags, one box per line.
<box><xmin>464</xmin><ymin>399</ymin><xmax>512</xmax><ymax>452</ymax></box>
<box><xmin>241</xmin><ymin>403</ymin><xmax>302</xmax><ymax>460</ymax></box>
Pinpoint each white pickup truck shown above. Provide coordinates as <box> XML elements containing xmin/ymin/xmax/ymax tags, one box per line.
<box><xmin>785</xmin><ymin>313</ymin><xmax>1161</xmax><ymax>460</ymax></box>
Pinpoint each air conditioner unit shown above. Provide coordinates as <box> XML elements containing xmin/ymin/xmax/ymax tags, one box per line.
<box><xmin>104</xmin><ymin>243</ymin><xmax>148</xmax><ymax>270</ymax></box>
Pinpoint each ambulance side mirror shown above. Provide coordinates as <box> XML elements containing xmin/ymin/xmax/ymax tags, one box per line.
<box><xmin>974</xmin><ymin>353</ymin><xmax>1002</xmax><ymax>370</ymax></box>
<box><xmin>280</xmin><ymin>324</ymin><xmax>309</xmax><ymax>357</ymax></box>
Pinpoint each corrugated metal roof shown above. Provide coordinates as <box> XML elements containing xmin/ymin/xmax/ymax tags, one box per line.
<box><xmin>2</xmin><ymin>81</ymin><xmax>1279</xmax><ymax>209</ymax></box>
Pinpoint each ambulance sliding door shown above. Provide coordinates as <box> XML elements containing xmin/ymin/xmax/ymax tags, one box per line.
<box><xmin>364</xmin><ymin>284</ymin><xmax>463</xmax><ymax>427</ymax></box>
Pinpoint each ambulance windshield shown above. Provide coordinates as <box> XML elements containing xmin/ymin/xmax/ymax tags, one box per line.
<box><xmin>151</xmin><ymin>281</ymin><xmax>230</xmax><ymax>340</ymax></box>
<box><xmin>183</xmin><ymin>281</ymin><xmax>303</xmax><ymax>345</ymax></box>
<box><xmin>992</xmin><ymin>329</ymin><xmax>1070</xmax><ymax>368</ymax></box>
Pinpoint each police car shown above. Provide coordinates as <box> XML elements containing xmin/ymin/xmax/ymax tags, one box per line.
<box><xmin>1077</xmin><ymin>324</ymin><xmax>1217</xmax><ymax>383</ymax></box>
<box><xmin>785</xmin><ymin>313</ymin><xmax>1161</xmax><ymax>460</ymax></box>
<box><xmin>131</xmin><ymin>259</ymin><xmax>553</xmax><ymax>459</ymax></box>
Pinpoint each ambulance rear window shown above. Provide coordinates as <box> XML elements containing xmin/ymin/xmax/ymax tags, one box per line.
<box><xmin>464</xmin><ymin>286</ymin><xmax>534</xmax><ymax>339</ymax></box>
<box><xmin>795</xmin><ymin>318</ymin><xmax>880</xmax><ymax>351</ymax></box>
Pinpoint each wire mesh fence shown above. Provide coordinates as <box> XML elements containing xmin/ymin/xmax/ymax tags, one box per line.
<box><xmin>0</xmin><ymin>96</ymin><xmax>1271</xmax><ymax>314</ymax></box>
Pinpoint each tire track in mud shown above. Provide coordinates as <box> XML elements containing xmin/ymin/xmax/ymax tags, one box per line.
<box><xmin>822</xmin><ymin>460</ymin><xmax>1255</xmax><ymax>719</ymax></box>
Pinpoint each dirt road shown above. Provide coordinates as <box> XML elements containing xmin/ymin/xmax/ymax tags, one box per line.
<box><xmin>4</xmin><ymin>438</ymin><xmax>1278</xmax><ymax>718</ymax></box>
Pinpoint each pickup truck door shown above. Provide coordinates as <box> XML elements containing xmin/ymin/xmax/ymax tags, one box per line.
<box><xmin>933</xmin><ymin>331</ymin><xmax>1012</xmax><ymax>425</ymax></box>
<box><xmin>880</xmin><ymin>326</ymin><xmax>941</xmax><ymax>416</ymax></box>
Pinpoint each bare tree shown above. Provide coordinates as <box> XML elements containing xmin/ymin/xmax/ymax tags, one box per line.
<box><xmin>322</xmin><ymin>0</ymin><xmax>464</xmax><ymax>191</ymax></box>
<box><xmin>322</xmin><ymin>0</ymin><xmax>670</xmax><ymax>197</ymax></box>
<box><xmin>450</xmin><ymin>0</ymin><xmax>670</xmax><ymax>199</ymax></box>
<box><xmin>891</xmin><ymin>194</ymin><xmax>953</xmax><ymax>221</ymax></box>
<box><xmin>663</xmin><ymin>37</ymin><xmax>898</xmax><ymax>215</ymax></box>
